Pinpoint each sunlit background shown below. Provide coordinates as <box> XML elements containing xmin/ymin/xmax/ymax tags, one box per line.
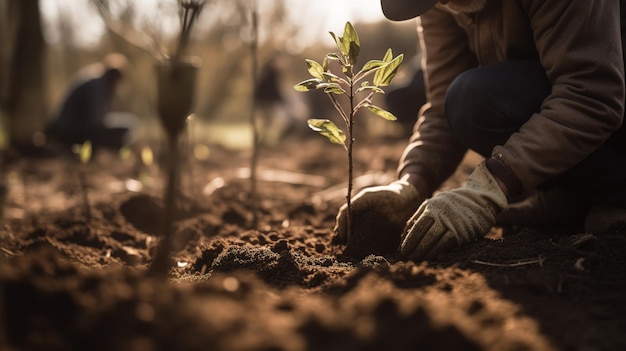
<box><xmin>8</xmin><ymin>0</ymin><xmax>421</xmax><ymax>149</ymax></box>
<box><xmin>40</xmin><ymin>0</ymin><xmax>387</xmax><ymax>48</ymax></box>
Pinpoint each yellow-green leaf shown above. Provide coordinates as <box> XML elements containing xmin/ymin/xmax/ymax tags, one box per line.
<box><xmin>305</xmin><ymin>59</ymin><xmax>325</xmax><ymax>80</ymax></box>
<box><xmin>366</xmin><ymin>105</ymin><xmax>397</xmax><ymax>121</ymax></box>
<box><xmin>319</xmin><ymin>82</ymin><xmax>345</xmax><ymax>95</ymax></box>
<box><xmin>294</xmin><ymin>78</ymin><xmax>322</xmax><ymax>92</ymax></box>
<box><xmin>141</xmin><ymin>146</ymin><xmax>154</xmax><ymax>166</ymax></box>
<box><xmin>80</xmin><ymin>140</ymin><xmax>92</xmax><ymax>164</ymax></box>
<box><xmin>322</xmin><ymin>71</ymin><xmax>340</xmax><ymax>81</ymax></box>
<box><xmin>307</xmin><ymin>118</ymin><xmax>347</xmax><ymax>148</ymax></box>
<box><xmin>343</xmin><ymin>22</ymin><xmax>360</xmax><ymax>66</ymax></box>
<box><xmin>356</xmin><ymin>85</ymin><xmax>385</xmax><ymax>94</ymax></box>
<box><xmin>360</xmin><ymin>59</ymin><xmax>385</xmax><ymax>74</ymax></box>
<box><xmin>373</xmin><ymin>53</ymin><xmax>404</xmax><ymax>87</ymax></box>
<box><xmin>325</xmin><ymin>53</ymin><xmax>341</xmax><ymax>62</ymax></box>
<box><xmin>329</xmin><ymin>31</ymin><xmax>344</xmax><ymax>57</ymax></box>
<box><xmin>382</xmin><ymin>48</ymin><xmax>393</xmax><ymax>62</ymax></box>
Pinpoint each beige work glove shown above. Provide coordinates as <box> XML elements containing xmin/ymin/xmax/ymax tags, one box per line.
<box><xmin>400</xmin><ymin>162</ymin><xmax>508</xmax><ymax>261</ymax></box>
<box><xmin>335</xmin><ymin>174</ymin><xmax>422</xmax><ymax>243</ymax></box>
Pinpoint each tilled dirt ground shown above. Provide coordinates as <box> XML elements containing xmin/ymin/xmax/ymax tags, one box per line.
<box><xmin>1</xmin><ymin>135</ymin><xmax>625</xmax><ymax>351</ymax></box>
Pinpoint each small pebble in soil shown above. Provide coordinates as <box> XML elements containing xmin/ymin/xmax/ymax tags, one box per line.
<box><xmin>272</xmin><ymin>239</ymin><xmax>290</xmax><ymax>253</ymax></box>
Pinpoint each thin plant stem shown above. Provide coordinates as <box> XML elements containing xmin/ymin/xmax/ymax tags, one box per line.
<box><xmin>150</xmin><ymin>132</ymin><xmax>180</xmax><ymax>277</ymax></box>
<box><xmin>149</xmin><ymin>0</ymin><xmax>203</xmax><ymax>278</ymax></box>
<box><xmin>353</xmin><ymin>91</ymin><xmax>375</xmax><ymax>112</ymax></box>
<box><xmin>249</xmin><ymin>3</ymin><xmax>260</xmax><ymax>229</ymax></box>
<box><xmin>345</xmin><ymin>79</ymin><xmax>356</xmax><ymax>238</ymax></box>
<box><xmin>79</xmin><ymin>168</ymin><xmax>92</xmax><ymax>220</ymax></box>
<box><xmin>172</xmin><ymin>1</ymin><xmax>204</xmax><ymax>65</ymax></box>
<box><xmin>329</xmin><ymin>93</ymin><xmax>349</xmax><ymax>124</ymax></box>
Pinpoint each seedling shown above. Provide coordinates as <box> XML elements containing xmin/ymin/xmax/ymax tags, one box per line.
<box><xmin>150</xmin><ymin>0</ymin><xmax>204</xmax><ymax>278</ymax></box>
<box><xmin>76</xmin><ymin>140</ymin><xmax>93</xmax><ymax>220</ymax></box>
<box><xmin>294</xmin><ymin>22</ymin><xmax>403</xmax><ymax>238</ymax></box>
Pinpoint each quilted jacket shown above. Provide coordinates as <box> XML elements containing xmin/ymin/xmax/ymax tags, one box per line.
<box><xmin>398</xmin><ymin>0</ymin><xmax>625</xmax><ymax>196</ymax></box>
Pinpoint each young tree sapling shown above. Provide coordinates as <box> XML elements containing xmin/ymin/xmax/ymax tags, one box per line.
<box><xmin>294</xmin><ymin>21</ymin><xmax>403</xmax><ymax>238</ymax></box>
<box><xmin>77</xmin><ymin>140</ymin><xmax>93</xmax><ymax>220</ymax></box>
<box><xmin>150</xmin><ymin>0</ymin><xmax>204</xmax><ymax>278</ymax></box>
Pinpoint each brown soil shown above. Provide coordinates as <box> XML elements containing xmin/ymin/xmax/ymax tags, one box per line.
<box><xmin>1</xmin><ymin>135</ymin><xmax>625</xmax><ymax>351</ymax></box>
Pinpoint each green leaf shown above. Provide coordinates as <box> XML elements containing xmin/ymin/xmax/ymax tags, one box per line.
<box><xmin>325</xmin><ymin>53</ymin><xmax>341</xmax><ymax>62</ymax></box>
<box><xmin>343</xmin><ymin>22</ymin><xmax>360</xmax><ymax>66</ymax></box>
<box><xmin>141</xmin><ymin>146</ymin><xmax>154</xmax><ymax>166</ymax></box>
<box><xmin>324</xmin><ymin>86</ymin><xmax>345</xmax><ymax>94</ymax></box>
<box><xmin>366</xmin><ymin>105</ymin><xmax>397</xmax><ymax>121</ymax></box>
<box><xmin>305</xmin><ymin>59</ymin><xmax>325</xmax><ymax>80</ymax></box>
<box><xmin>342</xmin><ymin>65</ymin><xmax>353</xmax><ymax>79</ymax></box>
<box><xmin>356</xmin><ymin>85</ymin><xmax>385</xmax><ymax>94</ymax></box>
<box><xmin>382</xmin><ymin>48</ymin><xmax>393</xmax><ymax>62</ymax></box>
<box><xmin>329</xmin><ymin>22</ymin><xmax>360</xmax><ymax>66</ymax></box>
<box><xmin>307</xmin><ymin>118</ymin><xmax>347</xmax><ymax>148</ymax></box>
<box><xmin>317</xmin><ymin>82</ymin><xmax>345</xmax><ymax>94</ymax></box>
<box><xmin>322</xmin><ymin>71</ymin><xmax>340</xmax><ymax>81</ymax></box>
<box><xmin>373</xmin><ymin>52</ymin><xmax>404</xmax><ymax>87</ymax></box>
<box><xmin>80</xmin><ymin>140</ymin><xmax>92</xmax><ymax>164</ymax></box>
<box><xmin>360</xmin><ymin>59</ymin><xmax>385</xmax><ymax>74</ymax></box>
<box><xmin>294</xmin><ymin>78</ymin><xmax>323</xmax><ymax>91</ymax></box>
<box><xmin>329</xmin><ymin>31</ymin><xmax>344</xmax><ymax>57</ymax></box>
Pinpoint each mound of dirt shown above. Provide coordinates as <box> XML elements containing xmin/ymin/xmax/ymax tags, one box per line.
<box><xmin>1</xmin><ymin>138</ymin><xmax>625</xmax><ymax>351</ymax></box>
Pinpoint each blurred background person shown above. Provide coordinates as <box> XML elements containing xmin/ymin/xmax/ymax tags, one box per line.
<box><xmin>255</xmin><ymin>52</ymin><xmax>313</xmax><ymax>145</ymax></box>
<box><xmin>45</xmin><ymin>53</ymin><xmax>136</xmax><ymax>153</ymax></box>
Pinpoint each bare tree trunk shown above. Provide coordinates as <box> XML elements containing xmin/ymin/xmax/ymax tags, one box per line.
<box><xmin>0</xmin><ymin>0</ymin><xmax>47</xmax><ymax>149</ymax></box>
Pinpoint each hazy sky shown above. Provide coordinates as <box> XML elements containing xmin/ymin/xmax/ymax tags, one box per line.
<box><xmin>284</xmin><ymin>0</ymin><xmax>384</xmax><ymax>41</ymax></box>
<box><xmin>39</xmin><ymin>0</ymin><xmax>387</xmax><ymax>48</ymax></box>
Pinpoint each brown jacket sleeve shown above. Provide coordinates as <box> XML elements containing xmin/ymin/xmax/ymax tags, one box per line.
<box><xmin>397</xmin><ymin>7</ymin><xmax>475</xmax><ymax>197</ymax></box>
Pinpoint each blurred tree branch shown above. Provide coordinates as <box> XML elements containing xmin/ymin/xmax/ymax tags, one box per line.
<box><xmin>90</xmin><ymin>0</ymin><xmax>167</xmax><ymax>60</ymax></box>
<box><xmin>0</xmin><ymin>0</ymin><xmax>18</xmax><ymax>113</ymax></box>
<box><xmin>0</xmin><ymin>0</ymin><xmax>47</xmax><ymax>148</ymax></box>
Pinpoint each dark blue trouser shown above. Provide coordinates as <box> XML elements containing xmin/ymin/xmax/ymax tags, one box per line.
<box><xmin>444</xmin><ymin>60</ymin><xmax>626</xmax><ymax>206</ymax></box>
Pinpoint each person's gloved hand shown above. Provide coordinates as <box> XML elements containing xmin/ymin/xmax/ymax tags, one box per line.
<box><xmin>400</xmin><ymin>162</ymin><xmax>508</xmax><ymax>261</ymax></box>
<box><xmin>335</xmin><ymin>174</ymin><xmax>423</xmax><ymax>243</ymax></box>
